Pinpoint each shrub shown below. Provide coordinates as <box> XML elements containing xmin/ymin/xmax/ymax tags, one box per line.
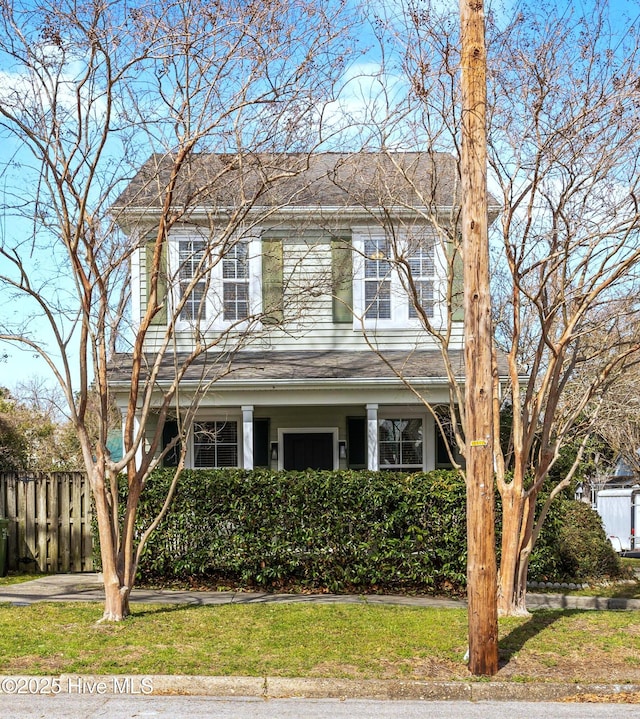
<box><xmin>530</xmin><ymin>499</ymin><xmax>623</xmax><ymax>582</ymax></box>
<box><xmin>109</xmin><ymin>468</ymin><xmax>621</xmax><ymax>592</ymax></box>
<box><xmin>133</xmin><ymin>469</ymin><xmax>468</xmax><ymax>594</ymax></box>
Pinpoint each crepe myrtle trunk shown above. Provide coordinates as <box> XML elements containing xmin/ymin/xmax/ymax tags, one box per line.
<box><xmin>91</xmin><ymin>469</ymin><xmax>132</xmax><ymax>621</ymax></box>
<box><xmin>497</xmin><ymin>483</ymin><xmax>530</xmax><ymax>616</ymax></box>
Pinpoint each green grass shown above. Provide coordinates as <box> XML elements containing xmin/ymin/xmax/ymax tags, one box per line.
<box><xmin>0</xmin><ymin>573</ymin><xmax>43</xmax><ymax>586</ymax></box>
<box><xmin>0</xmin><ymin>601</ymin><xmax>640</xmax><ymax>683</ymax></box>
<box><xmin>0</xmin><ymin>603</ymin><xmax>468</xmax><ymax>678</ymax></box>
<box><xmin>568</xmin><ymin>582</ymin><xmax>640</xmax><ymax>599</ymax></box>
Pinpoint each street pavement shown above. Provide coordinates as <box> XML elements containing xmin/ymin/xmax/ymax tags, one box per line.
<box><xmin>1</xmin><ymin>573</ymin><xmax>640</xmax><ymax>707</ymax></box>
<box><xmin>2</xmin><ymin>696</ymin><xmax>640</xmax><ymax>719</ymax></box>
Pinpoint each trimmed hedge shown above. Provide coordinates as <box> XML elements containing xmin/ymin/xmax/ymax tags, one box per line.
<box><xmin>126</xmin><ymin>468</ymin><xmax>621</xmax><ymax>593</ymax></box>
<box><xmin>133</xmin><ymin>469</ymin><xmax>467</xmax><ymax>593</ymax></box>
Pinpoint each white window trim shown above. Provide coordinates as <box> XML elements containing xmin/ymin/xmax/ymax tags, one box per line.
<box><xmin>168</xmin><ymin>228</ymin><xmax>262</xmax><ymax>332</ymax></box>
<box><xmin>377</xmin><ymin>411</ymin><xmax>429</xmax><ymax>471</ymax></box>
<box><xmin>131</xmin><ymin>243</ymin><xmax>142</xmax><ymax>334</ymax></box>
<box><xmin>185</xmin><ymin>414</ymin><xmax>243</xmax><ymax>469</ymax></box>
<box><xmin>352</xmin><ymin>226</ymin><xmax>447</xmax><ymax>329</ymax></box>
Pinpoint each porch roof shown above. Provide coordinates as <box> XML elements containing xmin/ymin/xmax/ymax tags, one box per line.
<box><xmin>106</xmin><ymin>349</ymin><xmax>470</xmax><ymax>387</ymax></box>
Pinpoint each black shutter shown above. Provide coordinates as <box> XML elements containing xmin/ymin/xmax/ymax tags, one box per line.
<box><xmin>347</xmin><ymin>416</ymin><xmax>367</xmax><ymax>469</ymax></box>
<box><xmin>162</xmin><ymin>420</ymin><xmax>181</xmax><ymax>468</ymax></box>
<box><xmin>253</xmin><ymin>418</ymin><xmax>270</xmax><ymax>467</ymax></box>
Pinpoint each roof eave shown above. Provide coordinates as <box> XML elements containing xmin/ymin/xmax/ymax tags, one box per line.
<box><xmin>111</xmin><ymin>203</ymin><xmax>470</xmax><ymax>226</ymax></box>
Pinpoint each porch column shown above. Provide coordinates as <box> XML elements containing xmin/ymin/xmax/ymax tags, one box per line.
<box><xmin>134</xmin><ymin>414</ymin><xmax>142</xmax><ymax>470</ymax></box>
<box><xmin>242</xmin><ymin>405</ymin><xmax>254</xmax><ymax>470</ymax></box>
<box><xmin>121</xmin><ymin>409</ymin><xmax>143</xmax><ymax>470</ymax></box>
<box><xmin>366</xmin><ymin>403</ymin><xmax>379</xmax><ymax>471</ymax></box>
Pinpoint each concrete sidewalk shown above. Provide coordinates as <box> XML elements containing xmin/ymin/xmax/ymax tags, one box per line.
<box><xmin>0</xmin><ymin>573</ymin><xmax>467</xmax><ymax>607</ymax></box>
<box><xmin>1</xmin><ymin>572</ymin><xmax>639</xmax><ymax>611</ymax></box>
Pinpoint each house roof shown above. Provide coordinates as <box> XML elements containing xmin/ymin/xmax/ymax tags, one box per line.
<box><xmin>113</xmin><ymin>151</ymin><xmax>481</xmax><ymax>215</ymax></box>
<box><xmin>106</xmin><ymin>349</ymin><xmax>469</xmax><ymax>387</ymax></box>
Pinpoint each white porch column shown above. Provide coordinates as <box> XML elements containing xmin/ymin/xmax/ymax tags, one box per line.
<box><xmin>366</xmin><ymin>403</ymin><xmax>379</xmax><ymax>471</ymax></box>
<box><xmin>121</xmin><ymin>409</ymin><xmax>143</xmax><ymax>470</ymax></box>
<box><xmin>134</xmin><ymin>414</ymin><xmax>142</xmax><ymax>470</ymax></box>
<box><xmin>242</xmin><ymin>405</ymin><xmax>254</xmax><ymax>470</ymax></box>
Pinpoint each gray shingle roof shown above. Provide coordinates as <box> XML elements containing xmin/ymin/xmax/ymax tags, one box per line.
<box><xmin>106</xmin><ymin>349</ymin><xmax>467</xmax><ymax>385</ymax></box>
<box><xmin>113</xmin><ymin>152</ymin><xmax>469</xmax><ymax>213</ymax></box>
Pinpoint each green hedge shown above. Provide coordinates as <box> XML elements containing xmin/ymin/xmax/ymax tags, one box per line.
<box><xmin>528</xmin><ymin>498</ymin><xmax>622</xmax><ymax>582</ymax></box>
<box><xmin>133</xmin><ymin>469</ymin><xmax>467</xmax><ymax>593</ymax></box>
<box><xmin>124</xmin><ymin>469</ymin><xmax>621</xmax><ymax>593</ymax></box>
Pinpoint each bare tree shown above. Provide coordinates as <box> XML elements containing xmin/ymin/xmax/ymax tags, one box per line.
<box><xmin>358</xmin><ymin>0</ymin><xmax>640</xmax><ymax>617</ymax></box>
<box><xmin>488</xmin><ymin>2</ymin><xmax>640</xmax><ymax>615</ymax></box>
<box><xmin>591</xmin><ymin>358</ymin><xmax>640</xmax><ymax>480</ymax></box>
<box><xmin>0</xmin><ymin>0</ymin><xmax>354</xmax><ymax>620</ymax></box>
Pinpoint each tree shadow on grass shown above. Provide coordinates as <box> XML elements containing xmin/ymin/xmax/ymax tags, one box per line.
<box><xmin>129</xmin><ymin>603</ymin><xmax>205</xmax><ymax>619</ymax></box>
<box><xmin>498</xmin><ymin>609</ymin><xmax>582</xmax><ymax>668</ymax></box>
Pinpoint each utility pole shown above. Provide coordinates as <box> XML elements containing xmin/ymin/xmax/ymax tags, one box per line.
<box><xmin>458</xmin><ymin>0</ymin><xmax>499</xmax><ymax>676</ymax></box>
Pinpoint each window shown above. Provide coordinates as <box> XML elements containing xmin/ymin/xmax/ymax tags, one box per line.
<box><xmin>409</xmin><ymin>280</ymin><xmax>434</xmax><ymax>319</ymax></box>
<box><xmin>222</xmin><ymin>241</ymin><xmax>249</xmax><ymax>321</ymax></box>
<box><xmin>364</xmin><ymin>236</ymin><xmax>391</xmax><ymax>319</ymax></box>
<box><xmin>178</xmin><ymin>238</ymin><xmax>207</xmax><ymax>321</ymax></box>
<box><xmin>379</xmin><ymin>418</ymin><xmax>423</xmax><ymax>470</ymax></box>
<box><xmin>170</xmin><ymin>230</ymin><xmax>261</xmax><ymax>330</ymax></box>
<box><xmin>352</xmin><ymin>228</ymin><xmax>441</xmax><ymax>327</ymax></box>
<box><xmin>193</xmin><ymin>421</ymin><xmax>238</xmax><ymax>467</ymax></box>
<box><xmin>407</xmin><ymin>238</ymin><xmax>435</xmax><ymax>319</ymax></box>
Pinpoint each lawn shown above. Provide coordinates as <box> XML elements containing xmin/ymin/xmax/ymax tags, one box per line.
<box><xmin>0</xmin><ymin>601</ymin><xmax>640</xmax><ymax>684</ymax></box>
<box><xmin>0</xmin><ymin>574</ymin><xmax>43</xmax><ymax>586</ymax></box>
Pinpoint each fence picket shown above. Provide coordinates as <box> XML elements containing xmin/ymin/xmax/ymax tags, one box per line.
<box><xmin>0</xmin><ymin>472</ymin><xmax>93</xmax><ymax>573</ymax></box>
<box><xmin>49</xmin><ymin>476</ymin><xmax>59</xmax><ymax>575</ymax></box>
<box><xmin>37</xmin><ymin>475</ymin><xmax>48</xmax><ymax>572</ymax></box>
<box><xmin>4</xmin><ymin>475</ymin><xmax>17</xmax><ymax>570</ymax></box>
<box><xmin>59</xmin><ymin>474</ymin><xmax>71</xmax><ymax>573</ymax></box>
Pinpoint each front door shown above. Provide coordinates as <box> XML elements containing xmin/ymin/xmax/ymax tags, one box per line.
<box><xmin>283</xmin><ymin>432</ymin><xmax>334</xmax><ymax>471</ymax></box>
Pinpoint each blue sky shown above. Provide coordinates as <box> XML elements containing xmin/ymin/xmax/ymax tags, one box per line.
<box><xmin>0</xmin><ymin>0</ymin><xmax>637</xmax><ymax>394</ymax></box>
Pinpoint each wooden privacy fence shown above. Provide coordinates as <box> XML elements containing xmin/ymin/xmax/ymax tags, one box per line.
<box><xmin>0</xmin><ymin>472</ymin><xmax>93</xmax><ymax>573</ymax></box>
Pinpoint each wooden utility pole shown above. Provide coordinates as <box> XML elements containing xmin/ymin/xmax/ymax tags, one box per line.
<box><xmin>459</xmin><ymin>0</ymin><xmax>499</xmax><ymax>676</ymax></box>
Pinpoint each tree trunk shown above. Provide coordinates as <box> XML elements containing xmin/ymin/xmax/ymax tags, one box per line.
<box><xmin>102</xmin><ymin>569</ymin><xmax>131</xmax><ymax>622</ymax></box>
<box><xmin>498</xmin><ymin>485</ymin><xmax>536</xmax><ymax>616</ymax></box>
<box><xmin>497</xmin><ymin>484</ymin><xmax>528</xmax><ymax>615</ymax></box>
<box><xmin>92</xmin><ymin>473</ymin><xmax>131</xmax><ymax>621</ymax></box>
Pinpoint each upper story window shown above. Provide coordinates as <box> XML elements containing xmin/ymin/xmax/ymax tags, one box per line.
<box><xmin>169</xmin><ymin>229</ymin><xmax>261</xmax><ymax>330</ymax></box>
<box><xmin>352</xmin><ymin>227</ymin><xmax>442</xmax><ymax>328</ymax></box>
<box><xmin>407</xmin><ymin>239</ymin><xmax>435</xmax><ymax>319</ymax></box>
<box><xmin>222</xmin><ymin>241</ymin><xmax>249</xmax><ymax>321</ymax></box>
<box><xmin>179</xmin><ymin>238</ymin><xmax>207</xmax><ymax>321</ymax></box>
<box><xmin>364</xmin><ymin>236</ymin><xmax>391</xmax><ymax>319</ymax></box>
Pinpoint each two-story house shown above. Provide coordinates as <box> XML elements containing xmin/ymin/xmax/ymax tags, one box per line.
<box><xmin>108</xmin><ymin>152</ymin><xmax>482</xmax><ymax>473</ymax></box>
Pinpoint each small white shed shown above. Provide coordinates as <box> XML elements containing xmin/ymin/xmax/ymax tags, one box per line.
<box><xmin>596</xmin><ymin>486</ymin><xmax>640</xmax><ymax>552</ymax></box>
